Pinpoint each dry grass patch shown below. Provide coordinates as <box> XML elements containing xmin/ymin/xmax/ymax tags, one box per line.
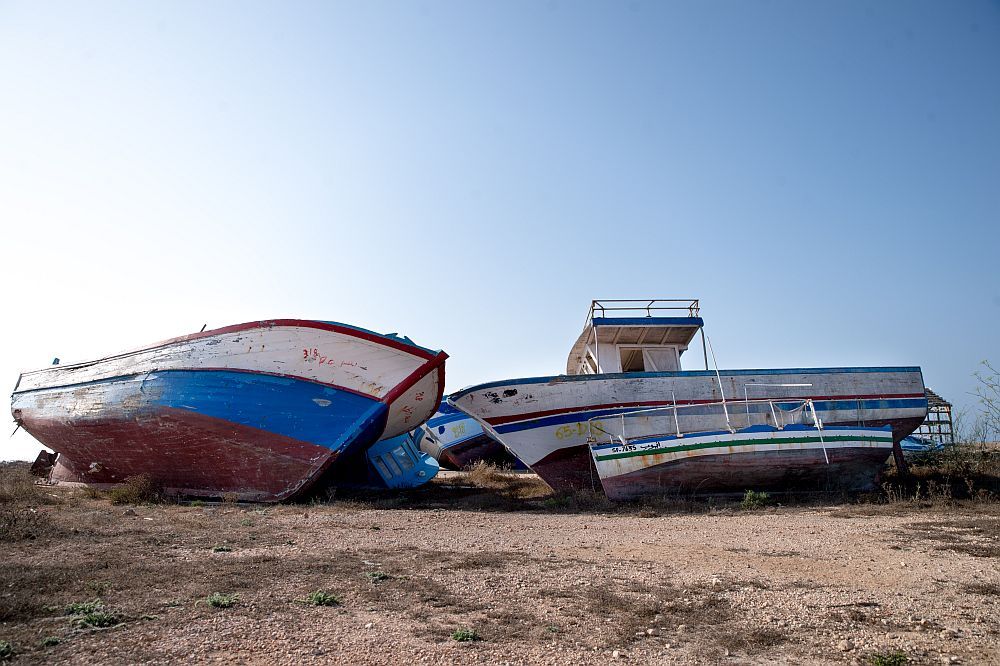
<box><xmin>898</xmin><ymin>516</ymin><xmax>1000</xmax><ymax>558</ymax></box>
<box><xmin>962</xmin><ymin>581</ymin><xmax>1000</xmax><ymax>595</ymax></box>
<box><xmin>713</xmin><ymin>627</ymin><xmax>789</xmax><ymax>655</ymax></box>
<box><xmin>0</xmin><ymin>464</ymin><xmax>44</xmax><ymax>505</ymax></box>
<box><xmin>108</xmin><ymin>475</ymin><xmax>162</xmax><ymax>505</ymax></box>
<box><xmin>0</xmin><ymin>506</ymin><xmax>59</xmax><ymax>542</ymax></box>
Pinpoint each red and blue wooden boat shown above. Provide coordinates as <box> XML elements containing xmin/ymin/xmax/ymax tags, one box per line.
<box><xmin>10</xmin><ymin>319</ymin><xmax>447</xmax><ymax>501</ymax></box>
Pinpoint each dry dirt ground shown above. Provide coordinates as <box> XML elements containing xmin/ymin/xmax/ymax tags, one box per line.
<box><xmin>2</xmin><ymin>465</ymin><xmax>999</xmax><ymax>665</ymax></box>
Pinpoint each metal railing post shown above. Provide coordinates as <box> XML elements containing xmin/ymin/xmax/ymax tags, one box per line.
<box><xmin>807</xmin><ymin>400</ymin><xmax>830</xmax><ymax>464</ymax></box>
<box><xmin>671</xmin><ymin>390</ymin><xmax>681</xmax><ymax>437</ymax></box>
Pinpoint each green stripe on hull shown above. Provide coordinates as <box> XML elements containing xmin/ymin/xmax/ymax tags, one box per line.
<box><xmin>594</xmin><ymin>434</ymin><xmax>893</xmax><ymax>461</ymax></box>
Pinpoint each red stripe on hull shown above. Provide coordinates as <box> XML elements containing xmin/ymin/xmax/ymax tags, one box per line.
<box><xmin>32</xmin><ymin>407</ymin><xmax>338</xmax><ymax>502</ymax></box>
<box><xmin>383</xmin><ymin>353</ymin><xmax>448</xmax><ymax>405</ymax></box>
<box><xmin>485</xmin><ymin>393</ymin><xmax>927</xmax><ymax>426</ymax></box>
<box><xmin>529</xmin><ymin>416</ymin><xmax>925</xmax><ymax>494</ymax></box>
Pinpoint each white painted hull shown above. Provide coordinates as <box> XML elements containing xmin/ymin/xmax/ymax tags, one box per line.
<box><xmin>14</xmin><ymin>320</ymin><xmax>445</xmax><ymax>441</ymax></box>
<box><xmin>591</xmin><ymin>425</ymin><xmax>895</xmax><ymax>500</ymax></box>
<box><xmin>449</xmin><ymin>367</ymin><xmax>927</xmax><ymax>492</ymax></box>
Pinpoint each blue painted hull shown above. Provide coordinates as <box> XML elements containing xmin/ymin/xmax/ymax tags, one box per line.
<box><xmin>12</xmin><ymin>369</ymin><xmax>388</xmax><ymax>501</ymax></box>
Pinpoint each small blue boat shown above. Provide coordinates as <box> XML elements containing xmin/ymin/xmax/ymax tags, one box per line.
<box><xmin>900</xmin><ymin>434</ymin><xmax>946</xmax><ymax>456</ymax></box>
<box><xmin>366</xmin><ymin>432</ymin><xmax>440</xmax><ymax>489</ymax></box>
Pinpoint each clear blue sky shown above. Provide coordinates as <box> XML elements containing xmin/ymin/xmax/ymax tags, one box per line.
<box><xmin>2</xmin><ymin>1</ymin><xmax>998</xmax><ymax>459</ymax></box>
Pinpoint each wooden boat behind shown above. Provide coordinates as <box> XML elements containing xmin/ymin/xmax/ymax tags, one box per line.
<box><xmin>449</xmin><ymin>299</ymin><xmax>928</xmax><ymax>493</ymax></box>
<box><xmin>588</xmin><ymin>398</ymin><xmax>895</xmax><ymax>500</ymax></box>
<box><xmin>415</xmin><ymin>401</ymin><xmax>522</xmax><ymax>470</ymax></box>
<box><xmin>10</xmin><ymin>319</ymin><xmax>447</xmax><ymax>501</ymax></box>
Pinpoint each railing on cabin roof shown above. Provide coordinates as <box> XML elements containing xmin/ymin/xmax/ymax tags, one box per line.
<box><xmin>586</xmin><ymin>299</ymin><xmax>700</xmax><ymax>326</ymax></box>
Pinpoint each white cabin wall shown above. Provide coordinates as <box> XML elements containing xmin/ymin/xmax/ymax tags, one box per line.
<box><xmin>597</xmin><ymin>345</ymin><xmax>622</xmax><ymax>373</ymax></box>
<box><xmin>586</xmin><ymin>342</ymin><xmax>692</xmax><ymax>373</ymax></box>
<box><xmin>582</xmin><ymin>342</ymin><xmax>622</xmax><ymax>373</ymax></box>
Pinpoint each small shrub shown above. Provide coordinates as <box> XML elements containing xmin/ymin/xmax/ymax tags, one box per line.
<box><xmin>0</xmin><ymin>466</ymin><xmax>40</xmax><ymax>504</ymax></box>
<box><xmin>204</xmin><ymin>592</ymin><xmax>239</xmax><ymax>609</ymax></box>
<box><xmin>302</xmin><ymin>590</ymin><xmax>341</xmax><ymax>607</ymax></box>
<box><xmin>108</xmin><ymin>475</ymin><xmax>161</xmax><ymax>505</ymax></box>
<box><xmin>366</xmin><ymin>571</ymin><xmax>391</xmax><ymax>584</ymax></box>
<box><xmin>741</xmin><ymin>490</ymin><xmax>770</xmax><ymax>510</ymax></box>
<box><xmin>74</xmin><ymin>610</ymin><xmax>121</xmax><ymax>629</ymax></box>
<box><xmin>869</xmin><ymin>650</ymin><xmax>908</xmax><ymax>666</ymax></box>
<box><xmin>65</xmin><ymin>598</ymin><xmax>123</xmax><ymax>629</ymax></box>
<box><xmin>541</xmin><ymin>490</ymin><xmax>613</xmax><ymax>513</ymax></box>
<box><xmin>451</xmin><ymin>628</ymin><xmax>482</xmax><ymax>642</ymax></box>
<box><xmin>239</xmin><ymin>517</ymin><xmax>254</xmax><ymax>527</ymax></box>
<box><xmin>211</xmin><ymin>545</ymin><xmax>232</xmax><ymax>553</ymax></box>
<box><xmin>0</xmin><ymin>506</ymin><xmax>54</xmax><ymax>541</ymax></box>
<box><xmin>465</xmin><ymin>461</ymin><xmax>517</xmax><ymax>489</ymax></box>
<box><xmin>65</xmin><ymin>599</ymin><xmax>104</xmax><ymax>615</ymax></box>
<box><xmin>82</xmin><ymin>486</ymin><xmax>105</xmax><ymax>500</ymax></box>
<box><xmin>40</xmin><ymin>636</ymin><xmax>60</xmax><ymax>647</ymax></box>
<box><xmin>190</xmin><ymin>499</ymin><xmax>205</xmax><ymax>508</ymax></box>
<box><xmin>0</xmin><ymin>641</ymin><xmax>13</xmax><ymax>659</ymax></box>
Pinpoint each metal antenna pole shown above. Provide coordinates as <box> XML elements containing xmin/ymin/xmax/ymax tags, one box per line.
<box><xmin>705</xmin><ymin>335</ymin><xmax>732</xmax><ymax>432</ymax></box>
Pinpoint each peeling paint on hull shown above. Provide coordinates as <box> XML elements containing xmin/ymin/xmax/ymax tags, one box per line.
<box><xmin>450</xmin><ymin>367</ymin><xmax>928</xmax><ymax>494</ymax></box>
<box><xmin>43</xmin><ymin>406</ymin><xmax>384</xmax><ymax>501</ymax></box>
<box><xmin>599</xmin><ymin>445</ymin><xmax>894</xmax><ymax>500</ymax></box>
<box><xmin>437</xmin><ymin>434</ymin><xmax>516</xmax><ymax>471</ymax></box>
<box><xmin>11</xmin><ymin>320</ymin><xmax>447</xmax><ymax>501</ymax></box>
<box><xmin>528</xmin><ymin>415</ymin><xmax>923</xmax><ymax>493</ymax></box>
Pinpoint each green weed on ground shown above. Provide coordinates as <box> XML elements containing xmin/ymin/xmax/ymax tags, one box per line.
<box><xmin>741</xmin><ymin>490</ymin><xmax>770</xmax><ymax>510</ymax></box>
<box><xmin>301</xmin><ymin>590</ymin><xmax>341</xmax><ymax>607</ymax></box>
<box><xmin>64</xmin><ymin>599</ymin><xmax>104</xmax><ymax>616</ymax></box>
<box><xmin>451</xmin><ymin>628</ymin><xmax>482</xmax><ymax>642</ymax></box>
<box><xmin>203</xmin><ymin>592</ymin><xmax>239</xmax><ymax>609</ymax></box>
<box><xmin>869</xmin><ymin>649</ymin><xmax>908</xmax><ymax>666</ymax></box>
<box><xmin>73</xmin><ymin>610</ymin><xmax>122</xmax><ymax>629</ymax></box>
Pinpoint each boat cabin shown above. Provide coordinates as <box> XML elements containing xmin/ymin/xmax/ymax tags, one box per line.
<box><xmin>566</xmin><ymin>299</ymin><xmax>706</xmax><ymax>375</ymax></box>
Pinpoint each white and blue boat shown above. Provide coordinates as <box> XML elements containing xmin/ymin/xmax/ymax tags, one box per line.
<box><xmin>450</xmin><ymin>299</ymin><xmax>928</xmax><ymax>493</ymax></box>
<box><xmin>587</xmin><ymin>398</ymin><xmax>896</xmax><ymax>499</ymax></box>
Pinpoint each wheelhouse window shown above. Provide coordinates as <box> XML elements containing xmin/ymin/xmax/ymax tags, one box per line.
<box><xmin>620</xmin><ymin>348</ymin><xmax>645</xmax><ymax>372</ymax></box>
<box><xmin>618</xmin><ymin>346</ymin><xmax>679</xmax><ymax>372</ymax></box>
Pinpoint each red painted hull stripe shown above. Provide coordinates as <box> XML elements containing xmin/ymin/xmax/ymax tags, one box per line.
<box><xmin>381</xmin><ymin>352</ymin><xmax>449</xmax><ymax>405</ymax></box>
<box><xmin>483</xmin><ymin>392</ymin><xmax>928</xmax><ymax>426</ymax></box>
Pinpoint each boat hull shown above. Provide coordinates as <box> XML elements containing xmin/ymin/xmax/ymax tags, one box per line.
<box><xmin>417</xmin><ymin>404</ymin><xmax>521</xmax><ymax>470</ymax></box>
<box><xmin>12</xmin><ymin>320</ymin><xmax>446</xmax><ymax>501</ymax></box>
<box><xmin>592</xmin><ymin>426</ymin><xmax>895</xmax><ymax>500</ymax></box>
<box><xmin>449</xmin><ymin>367</ymin><xmax>927</xmax><ymax>493</ymax></box>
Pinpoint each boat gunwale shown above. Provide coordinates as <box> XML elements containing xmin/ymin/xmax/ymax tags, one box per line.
<box><xmin>14</xmin><ymin>319</ymin><xmax>442</xmax><ymax>381</ymax></box>
<box><xmin>449</xmin><ymin>365</ymin><xmax>926</xmax><ymax>403</ymax></box>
